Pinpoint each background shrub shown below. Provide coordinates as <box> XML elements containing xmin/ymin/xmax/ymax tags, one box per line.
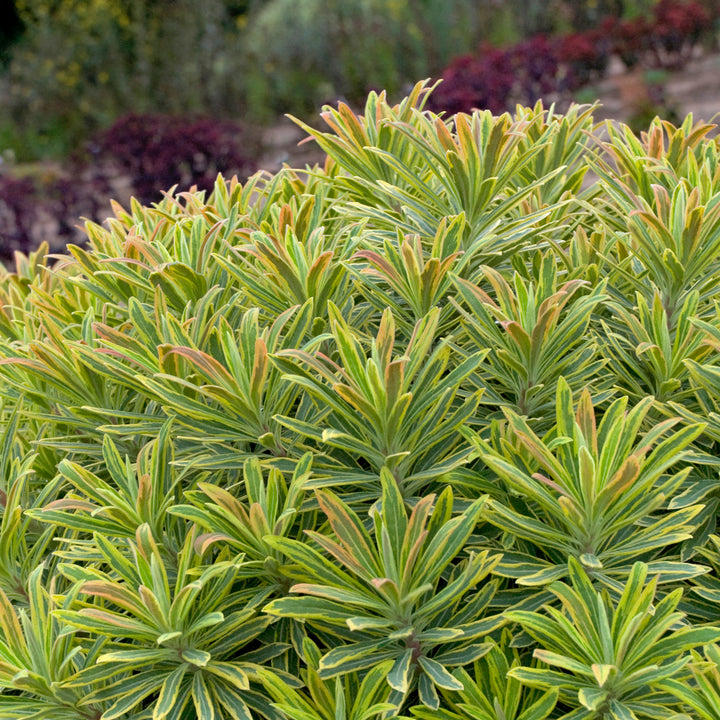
<box><xmin>86</xmin><ymin>113</ymin><xmax>258</xmax><ymax>205</ymax></box>
<box><xmin>0</xmin><ymin>0</ymin><xmax>246</xmax><ymax>159</ymax></box>
<box><xmin>0</xmin><ymin>168</ymin><xmax>105</xmax><ymax>261</ymax></box>
<box><xmin>429</xmin><ymin>0</ymin><xmax>715</xmax><ymax>115</ymax></box>
<box><xmin>243</xmin><ymin>0</ymin><xmax>484</xmax><ymax>118</ymax></box>
<box><xmin>0</xmin><ymin>113</ymin><xmax>257</xmax><ymax>260</ymax></box>
<box><xmin>0</xmin><ymin>175</ymin><xmax>38</xmax><ymax>258</ymax></box>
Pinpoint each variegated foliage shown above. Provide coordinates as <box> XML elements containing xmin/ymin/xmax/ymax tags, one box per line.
<box><xmin>1</xmin><ymin>84</ymin><xmax>720</xmax><ymax>720</ymax></box>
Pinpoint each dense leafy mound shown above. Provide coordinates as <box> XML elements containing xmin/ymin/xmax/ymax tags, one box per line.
<box><xmin>3</xmin><ymin>83</ymin><xmax>720</xmax><ymax>719</ymax></box>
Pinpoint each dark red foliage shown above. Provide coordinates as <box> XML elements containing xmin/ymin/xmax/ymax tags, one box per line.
<box><xmin>0</xmin><ymin>114</ymin><xmax>258</xmax><ymax>261</ymax></box>
<box><xmin>0</xmin><ymin>169</ymin><xmax>108</xmax><ymax>261</ymax></box>
<box><xmin>558</xmin><ymin>29</ymin><xmax>611</xmax><ymax>88</ymax></box>
<box><xmin>88</xmin><ymin>114</ymin><xmax>257</xmax><ymax>206</ymax></box>
<box><xmin>510</xmin><ymin>36</ymin><xmax>562</xmax><ymax>100</ymax></box>
<box><xmin>430</xmin><ymin>0</ymin><xmax>716</xmax><ymax>115</ymax></box>
<box><xmin>614</xmin><ymin>16</ymin><xmax>654</xmax><ymax>69</ymax></box>
<box><xmin>428</xmin><ymin>47</ymin><xmax>516</xmax><ymax>115</ymax></box>
<box><xmin>0</xmin><ymin>176</ymin><xmax>38</xmax><ymax>258</ymax></box>
<box><xmin>428</xmin><ymin>38</ymin><xmax>566</xmax><ymax>116</ymax></box>
<box><xmin>652</xmin><ymin>0</ymin><xmax>710</xmax><ymax>62</ymax></box>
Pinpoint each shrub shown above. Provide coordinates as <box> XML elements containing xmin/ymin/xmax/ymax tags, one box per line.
<box><xmin>557</xmin><ymin>31</ymin><xmax>607</xmax><ymax>89</ymax></box>
<box><xmin>651</xmin><ymin>0</ymin><xmax>710</xmax><ymax>66</ymax></box>
<box><xmin>0</xmin><ymin>0</ymin><xmax>246</xmax><ymax>160</ymax></box>
<box><xmin>0</xmin><ymin>113</ymin><xmax>257</xmax><ymax>259</ymax></box>
<box><xmin>0</xmin><ymin>168</ymin><xmax>104</xmax><ymax>261</ymax></box>
<box><xmin>613</xmin><ymin>15</ymin><xmax>654</xmax><ymax>69</ymax></box>
<box><xmin>430</xmin><ymin>0</ymin><xmax>717</xmax><ymax>115</ymax></box>
<box><xmin>85</xmin><ymin>113</ymin><xmax>259</xmax><ymax>206</ymax></box>
<box><xmin>0</xmin><ymin>175</ymin><xmax>37</xmax><ymax>257</ymax></box>
<box><xmin>4</xmin><ymin>83</ymin><xmax>720</xmax><ymax>718</ymax></box>
<box><xmin>243</xmin><ymin>0</ymin><xmax>486</xmax><ymax>117</ymax></box>
<box><xmin>509</xmin><ymin>36</ymin><xmax>563</xmax><ymax>102</ymax></box>
<box><xmin>427</xmin><ymin>48</ymin><xmax>517</xmax><ymax>115</ymax></box>
<box><xmin>427</xmin><ymin>39</ymin><xmax>563</xmax><ymax>116</ymax></box>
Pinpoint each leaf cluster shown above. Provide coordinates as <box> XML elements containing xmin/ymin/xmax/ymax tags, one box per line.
<box><xmin>2</xmin><ymin>85</ymin><xmax>720</xmax><ymax>719</ymax></box>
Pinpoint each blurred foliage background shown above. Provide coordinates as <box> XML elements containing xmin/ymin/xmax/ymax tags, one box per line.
<box><xmin>0</xmin><ymin>0</ymin><xmax>698</xmax><ymax>162</ymax></box>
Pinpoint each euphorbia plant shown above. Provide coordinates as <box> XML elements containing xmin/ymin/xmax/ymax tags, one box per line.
<box><xmin>467</xmin><ymin>379</ymin><xmax>707</xmax><ymax>588</ymax></box>
<box><xmin>264</xmin><ymin>471</ymin><xmax>503</xmax><ymax>709</ymax></box>
<box><xmin>1</xmin><ymin>84</ymin><xmax>720</xmax><ymax>719</ymax></box>
<box><xmin>507</xmin><ymin>559</ymin><xmax>720</xmax><ymax>718</ymax></box>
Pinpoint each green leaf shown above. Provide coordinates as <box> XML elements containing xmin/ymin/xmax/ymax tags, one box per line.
<box><xmin>319</xmin><ymin>641</ymin><xmax>397</xmax><ymax>678</ymax></box>
<box><xmin>192</xmin><ymin>671</ymin><xmax>216</xmax><ymax>720</ymax></box>
<box><xmin>418</xmin><ymin>656</ymin><xmax>464</xmax><ymax>690</ymax></box>
<box><xmin>388</xmin><ymin>649</ymin><xmax>413</xmax><ymax>692</ymax></box>
<box><xmin>155</xmin><ymin>665</ymin><xmax>189</xmax><ymax>720</ymax></box>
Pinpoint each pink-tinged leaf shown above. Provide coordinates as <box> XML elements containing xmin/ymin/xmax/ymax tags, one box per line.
<box><xmin>315</xmin><ymin>491</ymin><xmax>380</xmax><ymax>577</ymax></box>
<box><xmin>434</xmin><ymin>117</ymin><xmax>458</xmax><ymax>154</ymax></box>
<box><xmin>595</xmin><ymin>456</ymin><xmax>641</xmax><ymax>509</ymax></box>
<box><xmin>289</xmin><ymin>584</ymin><xmax>376</xmax><ymax>608</ymax></box>
<box><xmin>157</xmin><ymin>343</ymin><xmax>181</xmax><ymax>377</ymax></box>
<box><xmin>400</xmin><ymin>237</ymin><xmax>423</xmax><ymax>281</ymax></box>
<box><xmin>277</xmin><ymin>204</ymin><xmax>293</xmax><ymax>236</ymax></box>
<box><xmin>333</xmin><ymin>382</ymin><xmax>380</xmax><ymax>419</ymax></box>
<box><xmin>504</xmin><ymin>321</ymin><xmax>532</xmax><ymax>358</ymax></box>
<box><xmin>576</xmin><ymin>388</ymin><xmax>598</xmax><ymax>457</ymax></box>
<box><xmin>384</xmin><ymin>359</ymin><xmax>406</xmax><ymax>410</ymax></box>
<box><xmin>371</xmin><ymin>577</ymin><xmax>398</xmax><ymax>592</ymax></box>
<box><xmin>306</xmin><ymin>250</ymin><xmax>334</xmax><ymax>290</ymax></box>
<box><xmin>81</xmin><ymin>582</ymin><xmax>150</xmax><ymax>619</ymax></box>
<box><xmin>135</xmin><ymin>523</ymin><xmax>161</xmax><ymax>562</ymax></box>
<box><xmin>453</xmin><ymin>276</ymin><xmax>497</xmax><ymax>308</ymax></box>
<box><xmin>404</xmin><ymin>495</ymin><xmax>435</xmax><ymax>550</ymax></box>
<box><xmin>274</xmin><ymin>348</ymin><xmax>341</xmax><ymax>383</ymax></box>
<box><xmin>304</xmin><ymin>530</ymin><xmax>366</xmax><ymax>576</ymax></box>
<box><xmin>138</xmin><ymin>586</ymin><xmax>166</xmax><ymax>625</ymax></box>
<box><xmin>354</xmin><ymin>250</ymin><xmax>404</xmax><ymax>286</ymax></box>
<box><xmin>198</xmin><ymin>483</ymin><xmax>247</xmax><ymax>519</ymax></box>
<box><xmin>531</xmin><ymin>299</ymin><xmax>561</xmax><ymax>347</ymax></box>
<box><xmin>137</xmin><ymin>473</ymin><xmax>152</xmax><ymax>517</ymax></box>
<box><xmin>78</xmin><ymin>608</ymin><xmax>152</xmax><ymax>633</ymax></box>
<box><xmin>0</xmin><ymin>357</ymin><xmax>47</xmax><ymax>372</ymax></box>
<box><xmin>371</xmin><ymin>577</ymin><xmax>401</xmax><ymax>603</ymax></box>
<box><xmin>195</xmin><ymin>533</ymin><xmax>234</xmax><ymax>555</ymax></box>
<box><xmin>336</xmin><ymin>102</ymin><xmax>369</xmax><ymax>146</ymax></box>
<box><xmin>123</xmin><ymin>235</ymin><xmax>164</xmax><ymax>265</ymax></box>
<box><xmin>248</xmin><ymin>503</ymin><xmax>271</xmax><ymax>538</ymax></box>
<box><xmin>532</xmin><ymin>473</ymin><xmax>570</xmax><ymax>497</ymax></box>
<box><xmin>98</xmin><ymin>256</ymin><xmax>149</xmax><ymax>269</ymax></box>
<box><xmin>480</xmin><ymin>265</ymin><xmax>517</xmax><ymax>314</ymax></box>
<box><xmin>454</xmin><ymin>112</ymin><xmax>474</xmax><ymax>162</ymax></box>
<box><xmin>43</xmin><ymin>498</ymin><xmax>97</xmax><ymax>512</ymax></box>
<box><xmin>249</xmin><ymin>337</ymin><xmax>268</xmax><ymax>405</ymax></box>
<box><xmin>375</xmin><ymin>309</ymin><xmax>396</xmax><ymax>368</ymax></box>
<box><xmin>401</xmin><ymin>530</ymin><xmax>428</xmax><ymax>589</ymax></box>
<box><xmin>162</xmin><ymin>346</ymin><xmax>235</xmax><ymax>387</ymax></box>
<box><xmin>95</xmin><ymin>347</ymin><xmax>148</xmax><ymax>369</ymax></box>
